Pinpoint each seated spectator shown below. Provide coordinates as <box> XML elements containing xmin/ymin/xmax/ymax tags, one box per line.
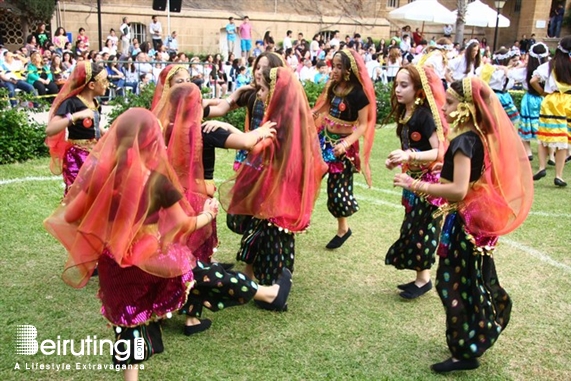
<box><xmin>235</xmin><ymin>66</ymin><xmax>249</xmax><ymax>89</ymax></box>
<box><xmin>298</xmin><ymin>59</ymin><xmax>315</xmax><ymax>82</ymax></box>
<box><xmin>313</xmin><ymin>60</ymin><xmax>329</xmax><ymax>84</ymax></box>
<box><xmin>106</xmin><ymin>55</ymin><xmax>125</xmax><ymax>97</ymax></box>
<box><xmin>190</xmin><ymin>57</ymin><xmax>204</xmax><ymax>87</ymax></box>
<box><xmin>102</xmin><ymin>38</ymin><xmax>117</xmax><ymax>56</ymax></box>
<box><xmin>122</xmin><ymin>57</ymin><xmax>140</xmax><ymax>95</ymax></box>
<box><xmin>0</xmin><ymin>51</ymin><xmax>35</xmax><ymax>107</ymax></box>
<box><xmin>165</xmin><ymin>31</ymin><xmax>178</xmax><ymax>53</ymax></box>
<box><xmin>50</xmin><ymin>54</ymin><xmax>67</xmax><ymax>86</ymax></box>
<box><xmin>25</xmin><ymin>35</ymin><xmax>37</xmax><ymax>55</ymax></box>
<box><xmin>366</xmin><ymin>53</ymin><xmax>382</xmax><ymax>82</ymax></box>
<box><xmin>26</xmin><ymin>51</ymin><xmax>59</xmax><ymax>104</ymax></box>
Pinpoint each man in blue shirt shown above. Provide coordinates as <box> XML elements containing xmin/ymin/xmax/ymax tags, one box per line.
<box><xmin>226</xmin><ymin>17</ymin><xmax>237</xmax><ymax>58</ymax></box>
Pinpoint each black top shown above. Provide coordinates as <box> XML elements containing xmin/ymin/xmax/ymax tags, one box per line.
<box><xmin>142</xmin><ymin>172</ymin><xmax>182</xmax><ymax>224</ymax></box>
<box><xmin>329</xmin><ymin>84</ymin><xmax>369</xmax><ymax>122</ymax></box>
<box><xmin>55</xmin><ymin>97</ymin><xmax>101</xmax><ymax>140</ymax></box>
<box><xmin>400</xmin><ymin>106</ymin><xmax>436</xmax><ymax>152</ymax></box>
<box><xmin>202</xmin><ymin>128</ymin><xmax>231</xmax><ymax>180</ymax></box>
<box><xmin>441</xmin><ymin>131</ymin><xmax>484</xmax><ymax>183</ymax></box>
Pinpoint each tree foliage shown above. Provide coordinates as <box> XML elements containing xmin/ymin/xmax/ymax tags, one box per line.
<box><xmin>6</xmin><ymin>0</ymin><xmax>56</xmax><ymax>22</ymax></box>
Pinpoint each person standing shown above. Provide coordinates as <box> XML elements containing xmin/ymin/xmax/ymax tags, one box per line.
<box><xmin>149</xmin><ymin>15</ymin><xmax>163</xmax><ymax>51</ymax></box>
<box><xmin>283</xmin><ymin>30</ymin><xmax>293</xmax><ymax>50</ymax></box>
<box><xmin>34</xmin><ymin>23</ymin><xmax>49</xmax><ymax>50</ymax></box>
<box><xmin>165</xmin><ymin>31</ymin><xmax>179</xmax><ymax>53</ymax></box>
<box><xmin>226</xmin><ymin>17</ymin><xmax>237</xmax><ymax>58</ymax></box>
<box><xmin>239</xmin><ymin>16</ymin><xmax>253</xmax><ymax>59</ymax></box>
<box><xmin>120</xmin><ymin>17</ymin><xmax>131</xmax><ymax>58</ymax></box>
<box><xmin>384</xmin><ymin>65</ymin><xmax>448</xmax><ymax>299</ymax></box>
<box><xmin>312</xmin><ymin>49</ymin><xmax>376</xmax><ymax>249</ymax></box>
<box><xmin>393</xmin><ymin>77</ymin><xmax>532</xmax><ymax>373</ymax></box>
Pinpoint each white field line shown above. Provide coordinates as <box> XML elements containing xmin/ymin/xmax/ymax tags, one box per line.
<box><xmin>2</xmin><ymin>175</ymin><xmax>570</xmax><ymax>273</ymax></box>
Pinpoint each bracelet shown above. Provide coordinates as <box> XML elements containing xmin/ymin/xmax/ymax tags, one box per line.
<box><xmin>201</xmin><ymin>211</ymin><xmax>214</xmax><ymax>223</ymax></box>
<box><xmin>339</xmin><ymin>139</ymin><xmax>349</xmax><ymax>149</ymax></box>
<box><xmin>65</xmin><ymin>113</ymin><xmax>74</xmax><ymax>124</ymax></box>
<box><xmin>225</xmin><ymin>97</ymin><xmax>235</xmax><ymax>107</ymax></box>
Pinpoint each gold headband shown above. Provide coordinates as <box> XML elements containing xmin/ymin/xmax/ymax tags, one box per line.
<box><xmin>85</xmin><ymin>62</ymin><xmax>92</xmax><ymax>82</ymax></box>
<box><xmin>93</xmin><ymin>68</ymin><xmax>107</xmax><ymax>82</ymax></box>
<box><xmin>417</xmin><ymin>65</ymin><xmax>445</xmax><ymax>143</ymax></box>
<box><xmin>340</xmin><ymin>49</ymin><xmax>358</xmax><ymax>79</ymax></box>
<box><xmin>265</xmin><ymin>67</ymin><xmax>279</xmax><ymax>110</ymax></box>
<box><xmin>446</xmin><ymin>78</ymin><xmax>477</xmax><ymax>132</ymax></box>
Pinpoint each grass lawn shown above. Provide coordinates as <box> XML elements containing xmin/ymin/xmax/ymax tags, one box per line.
<box><xmin>1</xmin><ymin>127</ymin><xmax>570</xmax><ymax>381</ymax></box>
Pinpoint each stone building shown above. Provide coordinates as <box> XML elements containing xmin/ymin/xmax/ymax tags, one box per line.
<box><xmin>0</xmin><ymin>0</ymin><xmax>567</xmax><ymax>53</ymax></box>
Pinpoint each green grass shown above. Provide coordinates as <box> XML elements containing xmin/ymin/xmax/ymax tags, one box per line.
<box><xmin>1</xmin><ymin>127</ymin><xmax>570</xmax><ymax>380</ymax></box>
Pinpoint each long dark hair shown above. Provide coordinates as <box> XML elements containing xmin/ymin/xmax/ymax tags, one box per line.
<box><xmin>550</xmin><ymin>36</ymin><xmax>571</xmax><ymax>85</ymax></box>
<box><xmin>325</xmin><ymin>50</ymin><xmax>363</xmax><ymax>113</ymax></box>
<box><xmin>464</xmin><ymin>42</ymin><xmax>481</xmax><ymax>74</ymax></box>
<box><xmin>526</xmin><ymin>44</ymin><xmax>549</xmax><ymax>96</ymax></box>
<box><xmin>384</xmin><ymin>65</ymin><xmax>427</xmax><ymax>137</ymax></box>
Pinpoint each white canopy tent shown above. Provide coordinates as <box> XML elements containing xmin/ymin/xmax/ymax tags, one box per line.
<box><xmin>388</xmin><ymin>0</ymin><xmax>457</xmax><ymax>34</ymax></box>
<box><xmin>453</xmin><ymin>0</ymin><xmax>510</xmax><ymax>28</ymax></box>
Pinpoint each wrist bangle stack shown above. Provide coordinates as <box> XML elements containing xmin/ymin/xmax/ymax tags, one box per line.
<box><xmin>201</xmin><ymin>211</ymin><xmax>215</xmax><ymax>223</ymax></box>
<box><xmin>226</xmin><ymin>97</ymin><xmax>235</xmax><ymax>107</ymax></box>
<box><xmin>66</xmin><ymin>113</ymin><xmax>74</xmax><ymax>125</ymax></box>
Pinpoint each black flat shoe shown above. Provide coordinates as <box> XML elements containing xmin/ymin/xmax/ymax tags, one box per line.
<box><xmin>548</xmin><ymin>159</ymin><xmax>556</xmax><ymax>166</ymax></box>
<box><xmin>533</xmin><ymin>169</ymin><xmax>546</xmax><ymax>181</ymax></box>
<box><xmin>431</xmin><ymin>357</ymin><xmax>480</xmax><ymax>373</ymax></box>
<box><xmin>184</xmin><ymin>318</ymin><xmax>212</xmax><ymax>336</ymax></box>
<box><xmin>566</xmin><ymin>156</ymin><xmax>571</xmax><ymax>163</ymax></box>
<box><xmin>397</xmin><ymin>281</ymin><xmax>416</xmax><ymax>291</ymax></box>
<box><xmin>399</xmin><ymin>280</ymin><xmax>432</xmax><ymax>299</ymax></box>
<box><xmin>528</xmin><ymin>155</ymin><xmax>533</xmax><ymax>161</ymax></box>
<box><xmin>325</xmin><ymin>229</ymin><xmax>352</xmax><ymax>249</ymax></box>
<box><xmin>256</xmin><ymin>268</ymin><xmax>292</xmax><ymax>312</ymax></box>
<box><xmin>554</xmin><ymin>178</ymin><xmax>567</xmax><ymax>187</ymax></box>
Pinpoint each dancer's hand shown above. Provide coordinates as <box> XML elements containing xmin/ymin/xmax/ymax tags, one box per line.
<box><xmin>203</xmin><ymin>198</ymin><xmax>219</xmax><ymax>217</ymax></box>
<box><xmin>385</xmin><ymin>158</ymin><xmax>397</xmax><ymax>170</ymax></box>
<box><xmin>393</xmin><ymin>173</ymin><xmax>413</xmax><ymax>190</ymax></box>
<box><xmin>387</xmin><ymin>149</ymin><xmax>409</xmax><ymax>165</ymax></box>
<box><xmin>257</xmin><ymin>121</ymin><xmax>277</xmax><ymax>140</ymax></box>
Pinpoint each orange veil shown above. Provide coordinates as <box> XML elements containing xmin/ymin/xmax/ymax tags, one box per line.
<box><xmin>44</xmin><ymin>108</ymin><xmax>197</xmax><ymax>288</ymax></box>
<box><xmin>151</xmin><ymin>64</ymin><xmax>188</xmax><ymax>114</ymax></box>
<box><xmin>455</xmin><ymin>77</ymin><xmax>533</xmax><ymax>236</ymax></box>
<box><xmin>312</xmin><ymin>48</ymin><xmax>376</xmax><ymax>187</ymax></box>
<box><xmin>156</xmin><ymin>83</ymin><xmax>211</xmax><ymax>255</ymax></box>
<box><xmin>219</xmin><ymin>67</ymin><xmax>328</xmax><ymax>232</ymax></box>
<box><xmin>46</xmin><ymin>61</ymin><xmax>99</xmax><ymax>174</ymax></box>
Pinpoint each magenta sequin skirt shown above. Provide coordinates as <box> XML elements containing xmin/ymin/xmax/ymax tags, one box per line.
<box><xmin>62</xmin><ymin>145</ymin><xmax>90</xmax><ymax>195</ymax></box>
<box><xmin>97</xmin><ymin>251</ymin><xmax>193</xmax><ymax>327</ymax></box>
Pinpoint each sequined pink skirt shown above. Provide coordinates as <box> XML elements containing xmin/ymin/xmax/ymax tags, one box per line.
<box><xmin>97</xmin><ymin>250</ymin><xmax>193</xmax><ymax>327</ymax></box>
<box><xmin>62</xmin><ymin>145</ymin><xmax>90</xmax><ymax>195</ymax></box>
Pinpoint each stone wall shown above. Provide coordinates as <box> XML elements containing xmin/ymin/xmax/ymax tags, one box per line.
<box><xmin>53</xmin><ymin>1</ymin><xmax>390</xmax><ymax>54</ymax></box>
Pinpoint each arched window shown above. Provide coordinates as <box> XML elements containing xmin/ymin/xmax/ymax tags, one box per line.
<box><xmin>131</xmin><ymin>22</ymin><xmax>146</xmax><ymax>44</ymax></box>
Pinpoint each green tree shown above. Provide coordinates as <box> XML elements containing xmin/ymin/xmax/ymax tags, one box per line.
<box><xmin>6</xmin><ymin>0</ymin><xmax>56</xmax><ymax>22</ymax></box>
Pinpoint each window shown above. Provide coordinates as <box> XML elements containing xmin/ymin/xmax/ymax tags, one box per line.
<box><xmin>131</xmin><ymin>23</ymin><xmax>146</xmax><ymax>44</ymax></box>
<box><xmin>514</xmin><ymin>0</ymin><xmax>522</xmax><ymax>12</ymax></box>
<box><xmin>388</xmin><ymin>0</ymin><xmax>399</xmax><ymax>7</ymax></box>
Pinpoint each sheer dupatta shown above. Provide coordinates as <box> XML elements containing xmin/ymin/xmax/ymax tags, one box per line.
<box><xmin>458</xmin><ymin>78</ymin><xmax>533</xmax><ymax>236</ymax></box>
<box><xmin>44</xmin><ymin>109</ymin><xmax>197</xmax><ymax>288</ymax></box>
<box><xmin>220</xmin><ymin>67</ymin><xmax>328</xmax><ymax>232</ymax></box>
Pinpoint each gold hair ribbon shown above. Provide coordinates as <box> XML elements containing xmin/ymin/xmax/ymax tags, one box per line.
<box><xmin>341</xmin><ymin>49</ymin><xmax>358</xmax><ymax>79</ymax></box>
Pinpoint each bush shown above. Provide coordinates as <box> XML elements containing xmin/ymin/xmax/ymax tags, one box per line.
<box><xmin>107</xmin><ymin>83</ymin><xmax>156</xmax><ymax>127</ymax></box>
<box><xmin>375</xmin><ymin>82</ymin><xmax>393</xmax><ymax>124</ymax></box>
<box><xmin>0</xmin><ymin>106</ymin><xmax>48</xmax><ymax>165</ymax></box>
<box><xmin>509</xmin><ymin>90</ymin><xmax>524</xmax><ymax>110</ymax></box>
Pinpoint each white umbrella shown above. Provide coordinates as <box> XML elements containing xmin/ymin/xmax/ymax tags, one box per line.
<box><xmin>453</xmin><ymin>0</ymin><xmax>510</xmax><ymax>28</ymax></box>
<box><xmin>388</xmin><ymin>0</ymin><xmax>457</xmax><ymax>25</ymax></box>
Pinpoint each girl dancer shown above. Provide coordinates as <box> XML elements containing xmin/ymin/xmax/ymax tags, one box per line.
<box><xmin>312</xmin><ymin>48</ymin><xmax>376</xmax><ymax>249</ymax></box>
<box><xmin>220</xmin><ymin>67</ymin><xmax>327</xmax><ymax>285</ymax></box>
<box><xmin>44</xmin><ymin>109</ymin><xmax>292</xmax><ymax>381</ymax></box>
<box><xmin>478</xmin><ymin>47</ymin><xmax>522</xmax><ymax>129</ymax></box>
<box><xmin>413</xmin><ymin>37</ymin><xmax>453</xmax><ymax>88</ymax></box>
<box><xmin>394</xmin><ymin>77</ymin><xmax>533</xmax><ymax>372</ymax></box>
<box><xmin>515</xmin><ymin>42</ymin><xmax>550</xmax><ymax>159</ymax></box>
<box><xmin>448</xmin><ymin>40</ymin><xmax>481</xmax><ymax>82</ymax></box>
<box><xmin>46</xmin><ymin>61</ymin><xmax>107</xmax><ymax>195</ymax></box>
<box><xmin>385</xmin><ymin>65</ymin><xmax>448</xmax><ymax>299</ymax></box>
<box><xmin>530</xmin><ymin>36</ymin><xmax>571</xmax><ymax>187</ymax></box>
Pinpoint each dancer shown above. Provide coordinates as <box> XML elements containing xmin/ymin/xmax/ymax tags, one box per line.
<box><xmin>448</xmin><ymin>40</ymin><xmax>481</xmax><ymax>82</ymax></box>
<box><xmin>156</xmin><ymin>82</ymin><xmax>277</xmax><ymax>263</ymax></box>
<box><xmin>393</xmin><ymin>77</ymin><xmax>533</xmax><ymax>372</ymax></box>
<box><xmin>413</xmin><ymin>37</ymin><xmax>453</xmax><ymax>88</ymax></box>
<box><xmin>312</xmin><ymin>48</ymin><xmax>376</xmax><ymax>249</ymax></box>
<box><xmin>530</xmin><ymin>36</ymin><xmax>571</xmax><ymax>187</ymax></box>
<box><xmin>384</xmin><ymin>65</ymin><xmax>448</xmax><ymax>299</ymax></box>
<box><xmin>220</xmin><ymin>67</ymin><xmax>327</xmax><ymax>285</ymax></box>
<box><xmin>45</xmin><ymin>61</ymin><xmax>107</xmax><ymax>195</ymax></box>
<box><xmin>44</xmin><ymin>109</ymin><xmax>292</xmax><ymax>381</ymax></box>
<box><xmin>514</xmin><ymin>42</ymin><xmax>550</xmax><ymax>159</ymax></box>
<box><xmin>477</xmin><ymin>47</ymin><xmax>522</xmax><ymax>129</ymax></box>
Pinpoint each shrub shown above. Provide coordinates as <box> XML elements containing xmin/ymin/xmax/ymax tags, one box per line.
<box><xmin>0</xmin><ymin>106</ymin><xmax>48</xmax><ymax>165</ymax></box>
<box><xmin>375</xmin><ymin>81</ymin><xmax>393</xmax><ymax>123</ymax></box>
<box><xmin>107</xmin><ymin>83</ymin><xmax>156</xmax><ymax>127</ymax></box>
<box><xmin>509</xmin><ymin>90</ymin><xmax>524</xmax><ymax>110</ymax></box>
